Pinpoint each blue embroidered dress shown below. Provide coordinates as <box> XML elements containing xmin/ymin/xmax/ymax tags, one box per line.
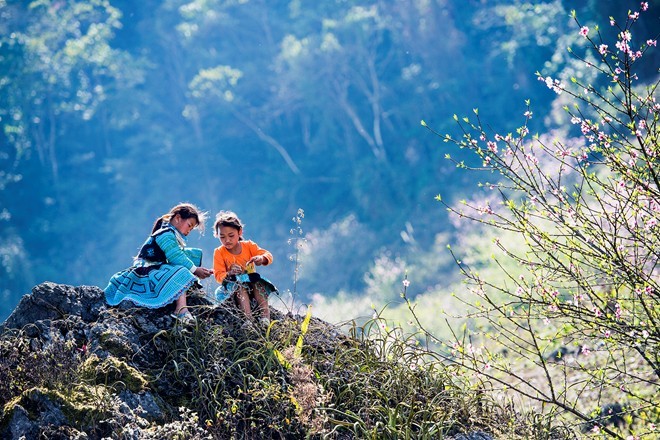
<box><xmin>104</xmin><ymin>223</ymin><xmax>203</xmax><ymax>308</ymax></box>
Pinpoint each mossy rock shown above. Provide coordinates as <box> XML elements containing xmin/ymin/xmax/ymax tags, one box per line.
<box><xmin>2</xmin><ymin>386</ymin><xmax>111</xmax><ymax>431</ymax></box>
<box><xmin>80</xmin><ymin>354</ymin><xmax>149</xmax><ymax>393</ymax></box>
<box><xmin>98</xmin><ymin>329</ymin><xmax>134</xmax><ymax>358</ymax></box>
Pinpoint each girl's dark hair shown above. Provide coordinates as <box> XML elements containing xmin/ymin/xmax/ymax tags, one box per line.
<box><xmin>213</xmin><ymin>210</ymin><xmax>244</xmax><ymax>238</ymax></box>
<box><xmin>152</xmin><ymin>203</ymin><xmax>207</xmax><ymax>233</ymax></box>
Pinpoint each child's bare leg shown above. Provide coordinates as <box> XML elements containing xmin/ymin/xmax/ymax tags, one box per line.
<box><xmin>175</xmin><ymin>294</ymin><xmax>188</xmax><ymax>315</ymax></box>
<box><xmin>235</xmin><ymin>286</ymin><xmax>253</xmax><ymax>319</ymax></box>
<box><xmin>254</xmin><ymin>283</ymin><xmax>270</xmax><ymax>320</ymax></box>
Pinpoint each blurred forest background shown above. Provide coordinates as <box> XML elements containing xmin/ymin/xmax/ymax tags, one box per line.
<box><xmin>1</xmin><ymin>0</ymin><xmax>658</xmax><ymax>323</ymax></box>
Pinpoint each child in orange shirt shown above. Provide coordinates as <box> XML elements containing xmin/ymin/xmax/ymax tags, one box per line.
<box><xmin>213</xmin><ymin>211</ymin><xmax>277</xmax><ymax>324</ymax></box>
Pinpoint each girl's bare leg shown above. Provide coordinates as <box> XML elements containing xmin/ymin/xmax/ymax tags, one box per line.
<box><xmin>254</xmin><ymin>283</ymin><xmax>270</xmax><ymax>320</ymax></box>
<box><xmin>175</xmin><ymin>294</ymin><xmax>188</xmax><ymax>315</ymax></box>
<box><xmin>235</xmin><ymin>286</ymin><xmax>253</xmax><ymax>319</ymax></box>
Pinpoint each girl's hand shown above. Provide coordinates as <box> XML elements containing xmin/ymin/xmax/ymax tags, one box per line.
<box><xmin>248</xmin><ymin>255</ymin><xmax>265</xmax><ymax>266</ymax></box>
<box><xmin>194</xmin><ymin>267</ymin><xmax>214</xmax><ymax>279</ymax></box>
<box><xmin>228</xmin><ymin>264</ymin><xmax>243</xmax><ymax>275</ymax></box>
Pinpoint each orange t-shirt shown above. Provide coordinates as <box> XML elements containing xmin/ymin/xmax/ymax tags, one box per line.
<box><xmin>213</xmin><ymin>240</ymin><xmax>273</xmax><ymax>283</ymax></box>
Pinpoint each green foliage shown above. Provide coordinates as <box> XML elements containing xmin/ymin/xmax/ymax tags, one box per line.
<box><xmin>7</xmin><ymin>1</ymin><xmax>648</xmax><ymax>319</ymax></box>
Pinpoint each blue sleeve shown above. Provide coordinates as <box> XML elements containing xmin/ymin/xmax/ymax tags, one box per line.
<box><xmin>155</xmin><ymin>232</ymin><xmax>194</xmax><ymax>271</ymax></box>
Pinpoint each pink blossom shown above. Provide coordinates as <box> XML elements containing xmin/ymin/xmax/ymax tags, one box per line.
<box><xmin>557</xmin><ymin>147</ymin><xmax>572</xmax><ymax>158</ymax></box>
<box><xmin>598</xmin><ymin>44</ymin><xmax>608</xmax><ymax>55</ymax></box>
<box><xmin>487</xmin><ymin>141</ymin><xmax>498</xmax><ymax>153</ymax></box>
<box><xmin>524</xmin><ymin>110</ymin><xmax>533</xmax><ymax>118</ymax></box>
<box><xmin>478</xmin><ymin>204</ymin><xmax>494</xmax><ymax>216</ymax></box>
<box><xmin>616</xmin><ymin>40</ymin><xmax>630</xmax><ymax>53</ymax></box>
<box><xmin>629</xmin><ymin>11</ymin><xmax>640</xmax><ymax>20</ymax></box>
<box><xmin>648</xmin><ymin>39</ymin><xmax>657</xmax><ymax>47</ymax></box>
<box><xmin>543</xmin><ymin>76</ymin><xmax>563</xmax><ymax>94</ymax></box>
<box><xmin>579</xmin><ymin>26</ymin><xmax>589</xmax><ymax>38</ymax></box>
<box><xmin>402</xmin><ymin>279</ymin><xmax>410</xmax><ymax>288</ymax></box>
<box><xmin>641</xmin><ymin>2</ymin><xmax>649</xmax><ymax>11</ymax></box>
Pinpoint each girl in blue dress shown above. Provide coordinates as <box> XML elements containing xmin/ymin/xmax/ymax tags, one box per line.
<box><xmin>104</xmin><ymin>203</ymin><xmax>214</xmax><ymax>321</ymax></box>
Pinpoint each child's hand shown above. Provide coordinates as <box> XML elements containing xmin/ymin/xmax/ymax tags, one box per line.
<box><xmin>248</xmin><ymin>255</ymin><xmax>265</xmax><ymax>266</ymax></box>
<box><xmin>194</xmin><ymin>267</ymin><xmax>214</xmax><ymax>279</ymax></box>
<box><xmin>228</xmin><ymin>264</ymin><xmax>243</xmax><ymax>275</ymax></box>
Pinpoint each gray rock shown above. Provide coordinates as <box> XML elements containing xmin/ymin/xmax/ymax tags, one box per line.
<box><xmin>6</xmin><ymin>405</ymin><xmax>39</xmax><ymax>440</ymax></box>
<box><xmin>2</xmin><ymin>282</ymin><xmax>106</xmax><ymax>330</ymax></box>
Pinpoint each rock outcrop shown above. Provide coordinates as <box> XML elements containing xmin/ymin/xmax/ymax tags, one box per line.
<box><xmin>0</xmin><ymin>282</ymin><xmax>499</xmax><ymax>439</ymax></box>
<box><xmin>0</xmin><ymin>282</ymin><xmax>344</xmax><ymax>439</ymax></box>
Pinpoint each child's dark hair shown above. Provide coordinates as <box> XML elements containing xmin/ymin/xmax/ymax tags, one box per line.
<box><xmin>153</xmin><ymin>203</ymin><xmax>207</xmax><ymax>233</ymax></box>
<box><xmin>213</xmin><ymin>210</ymin><xmax>244</xmax><ymax>238</ymax></box>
